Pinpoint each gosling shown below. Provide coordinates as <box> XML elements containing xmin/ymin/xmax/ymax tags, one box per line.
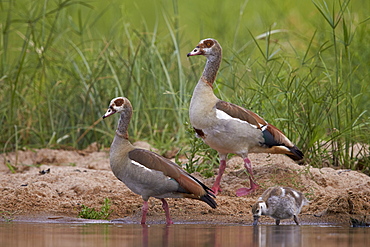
<box><xmin>252</xmin><ymin>186</ymin><xmax>309</xmax><ymax>225</ymax></box>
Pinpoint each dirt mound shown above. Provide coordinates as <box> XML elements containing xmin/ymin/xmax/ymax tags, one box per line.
<box><xmin>1</xmin><ymin>148</ymin><xmax>369</xmax><ymax>225</ymax></box>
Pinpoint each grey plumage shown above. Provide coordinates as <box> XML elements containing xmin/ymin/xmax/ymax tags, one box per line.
<box><xmin>103</xmin><ymin>97</ymin><xmax>216</xmax><ymax>224</ymax></box>
<box><xmin>251</xmin><ymin>186</ymin><xmax>309</xmax><ymax>225</ymax></box>
<box><xmin>187</xmin><ymin>38</ymin><xmax>304</xmax><ymax>196</ymax></box>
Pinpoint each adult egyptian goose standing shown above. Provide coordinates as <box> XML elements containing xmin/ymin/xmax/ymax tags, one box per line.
<box><xmin>251</xmin><ymin>186</ymin><xmax>309</xmax><ymax>225</ymax></box>
<box><xmin>103</xmin><ymin>97</ymin><xmax>217</xmax><ymax>225</ymax></box>
<box><xmin>187</xmin><ymin>38</ymin><xmax>304</xmax><ymax>196</ymax></box>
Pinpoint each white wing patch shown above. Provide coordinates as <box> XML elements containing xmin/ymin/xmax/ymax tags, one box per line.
<box><xmin>280</xmin><ymin>187</ymin><xmax>286</xmax><ymax>197</ymax></box>
<box><xmin>215</xmin><ymin>109</ymin><xmax>259</xmax><ymax>129</ymax></box>
<box><xmin>292</xmin><ymin>190</ymin><xmax>301</xmax><ymax>199</ymax></box>
<box><xmin>131</xmin><ymin>160</ymin><xmax>153</xmax><ymax>172</ymax></box>
<box><xmin>131</xmin><ymin>160</ymin><xmax>171</xmax><ymax>180</ymax></box>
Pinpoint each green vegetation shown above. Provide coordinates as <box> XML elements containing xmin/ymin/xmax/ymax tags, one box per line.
<box><xmin>78</xmin><ymin>198</ymin><xmax>113</xmax><ymax>220</ymax></box>
<box><xmin>0</xmin><ymin>211</ymin><xmax>15</xmax><ymax>222</ymax></box>
<box><xmin>1</xmin><ymin>0</ymin><xmax>370</xmax><ymax>172</ymax></box>
<box><xmin>175</xmin><ymin>123</ymin><xmax>218</xmax><ymax>178</ymax></box>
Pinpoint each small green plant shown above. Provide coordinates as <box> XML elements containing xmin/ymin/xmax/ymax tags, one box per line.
<box><xmin>175</xmin><ymin>123</ymin><xmax>218</xmax><ymax>178</ymax></box>
<box><xmin>5</xmin><ymin>162</ymin><xmax>17</xmax><ymax>174</ymax></box>
<box><xmin>0</xmin><ymin>211</ymin><xmax>15</xmax><ymax>222</ymax></box>
<box><xmin>78</xmin><ymin>198</ymin><xmax>113</xmax><ymax>220</ymax></box>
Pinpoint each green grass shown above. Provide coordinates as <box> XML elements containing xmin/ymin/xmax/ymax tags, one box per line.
<box><xmin>78</xmin><ymin>198</ymin><xmax>113</xmax><ymax>220</ymax></box>
<box><xmin>0</xmin><ymin>211</ymin><xmax>15</xmax><ymax>222</ymax></box>
<box><xmin>1</xmin><ymin>0</ymin><xmax>370</xmax><ymax>172</ymax></box>
<box><xmin>175</xmin><ymin>122</ymin><xmax>218</xmax><ymax>178</ymax></box>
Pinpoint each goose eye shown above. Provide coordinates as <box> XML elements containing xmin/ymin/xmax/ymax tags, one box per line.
<box><xmin>205</xmin><ymin>40</ymin><xmax>213</xmax><ymax>47</ymax></box>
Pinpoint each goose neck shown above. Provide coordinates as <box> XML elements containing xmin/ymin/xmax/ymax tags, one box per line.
<box><xmin>201</xmin><ymin>55</ymin><xmax>221</xmax><ymax>86</ymax></box>
<box><xmin>116</xmin><ymin>108</ymin><xmax>132</xmax><ymax>139</ymax></box>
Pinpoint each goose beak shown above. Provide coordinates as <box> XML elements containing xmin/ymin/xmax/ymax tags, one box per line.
<box><xmin>102</xmin><ymin>108</ymin><xmax>116</xmax><ymax>119</ymax></box>
<box><xmin>253</xmin><ymin>216</ymin><xmax>259</xmax><ymax>226</ymax></box>
<box><xmin>187</xmin><ymin>47</ymin><xmax>203</xmax><ymax>57</ymax></box>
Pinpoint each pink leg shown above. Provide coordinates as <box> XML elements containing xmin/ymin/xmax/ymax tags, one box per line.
<box><xmin>236</xmin><ymin>157</ymin><xmax>259</xmax><ymax>196</ymax></box>
<box><xmin>141</xmin><ymin>201</ymin><xmax>149</xmax><ymax>225</ymax></box>
<box><xmin>161</xmin><ymin>199</ymin><xmax>173</xmax><ymax>225</ymax></box>
<box><xmin>141</xmin><ymin>224</ymin><xmax>149</xmax><ymax>247</ymax></box>
<box><xmin>211</xmin><ymin>158</ymin><xmax>227</xmax><ymax>195</ymax></box>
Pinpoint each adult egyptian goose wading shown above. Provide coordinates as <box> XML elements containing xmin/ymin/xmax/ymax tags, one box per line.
<box><xmin>103</xmin><ymin>97</ymin><xmax>217</xmax><ymax>225</ymax></box>
<box><xmin>187</xmin><ymin>38</ymin><xmax>304</xmax><ymax>196</ymax></box>
<box><xmin>251</xmin><ymin>186</ymin><xmax>309</xmax><ymax>225</ymax></box>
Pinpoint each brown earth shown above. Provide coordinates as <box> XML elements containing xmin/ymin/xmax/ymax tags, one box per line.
<box><xmin>1</xmin><ymin>142</ymin><xmax>369</xmax><ymax>225</ymax></box>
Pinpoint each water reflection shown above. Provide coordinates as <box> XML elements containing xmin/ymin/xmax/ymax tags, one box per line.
<box><xmin>0</xmin><ymin>221</ymin><xmax>369</xmax><ymax>247</ymax></box>
<box><xmin>254</xmin><ymin>225</ymin><xmax>303</xmax><ymax>246</ymax></box>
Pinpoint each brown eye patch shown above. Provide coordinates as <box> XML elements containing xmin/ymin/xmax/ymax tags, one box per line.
<box><xmin>114</xmin><ymin>98</ymin><xmax>124</xmax><ymax>106</ymax></box>
<box><xmin>204</xmin><ymin>39</ymin><xmax>214</xmax><ymax>48</ymax></box>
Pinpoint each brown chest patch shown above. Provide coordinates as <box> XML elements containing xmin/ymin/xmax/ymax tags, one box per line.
<box><xmin>194</xmin><ymin>128</ymin><xmax>206</xmax><ymax>139</ymax></box>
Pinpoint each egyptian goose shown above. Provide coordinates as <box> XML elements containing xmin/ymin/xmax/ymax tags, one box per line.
<box><xmin>103</xmin><ymin>97</ymin><xmax>217</xmax><ymax>225</ymax></box>
<box><xmin>187</xmin><ymin>38</ymin><xmax>304</xmax><ymax>196</ymax></box>
<box><xmin>251</xmin><ymin>186</ymin><xmax>309</xmax><ymax>225</ymax></box>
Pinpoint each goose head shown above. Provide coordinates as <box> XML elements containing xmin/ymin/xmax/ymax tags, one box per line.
<box><xmin>251</xmin><ymin>201</ymin><xmax>266</xmax><ymax>225</ymax></box>
<box><xmin>103</xmin><ymin>97</ymin><xmax>132</xmax><ymax>119</ymax></box>
<box><xmin>187</xmin><ymin>38</ymin><xmax>222</xmax><ymax>59</ymax></box>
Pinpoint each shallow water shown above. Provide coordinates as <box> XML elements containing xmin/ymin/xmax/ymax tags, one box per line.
<box><xmin>0</xmin><ymin>221</ymin><xmax>369</xmax><ymax>247</ymax></box>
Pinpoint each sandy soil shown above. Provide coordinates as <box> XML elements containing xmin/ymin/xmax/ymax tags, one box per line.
<box><xmin>1</xmin><ymin>142</ymin><xmax>369</xmax><ymax>225</ymax></box>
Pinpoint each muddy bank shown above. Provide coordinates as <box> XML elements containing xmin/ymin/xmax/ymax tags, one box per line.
<box><xmin>1</xmin><ymin>146</ymin><xmax>369</xmax><ymax>225</ymax></box>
